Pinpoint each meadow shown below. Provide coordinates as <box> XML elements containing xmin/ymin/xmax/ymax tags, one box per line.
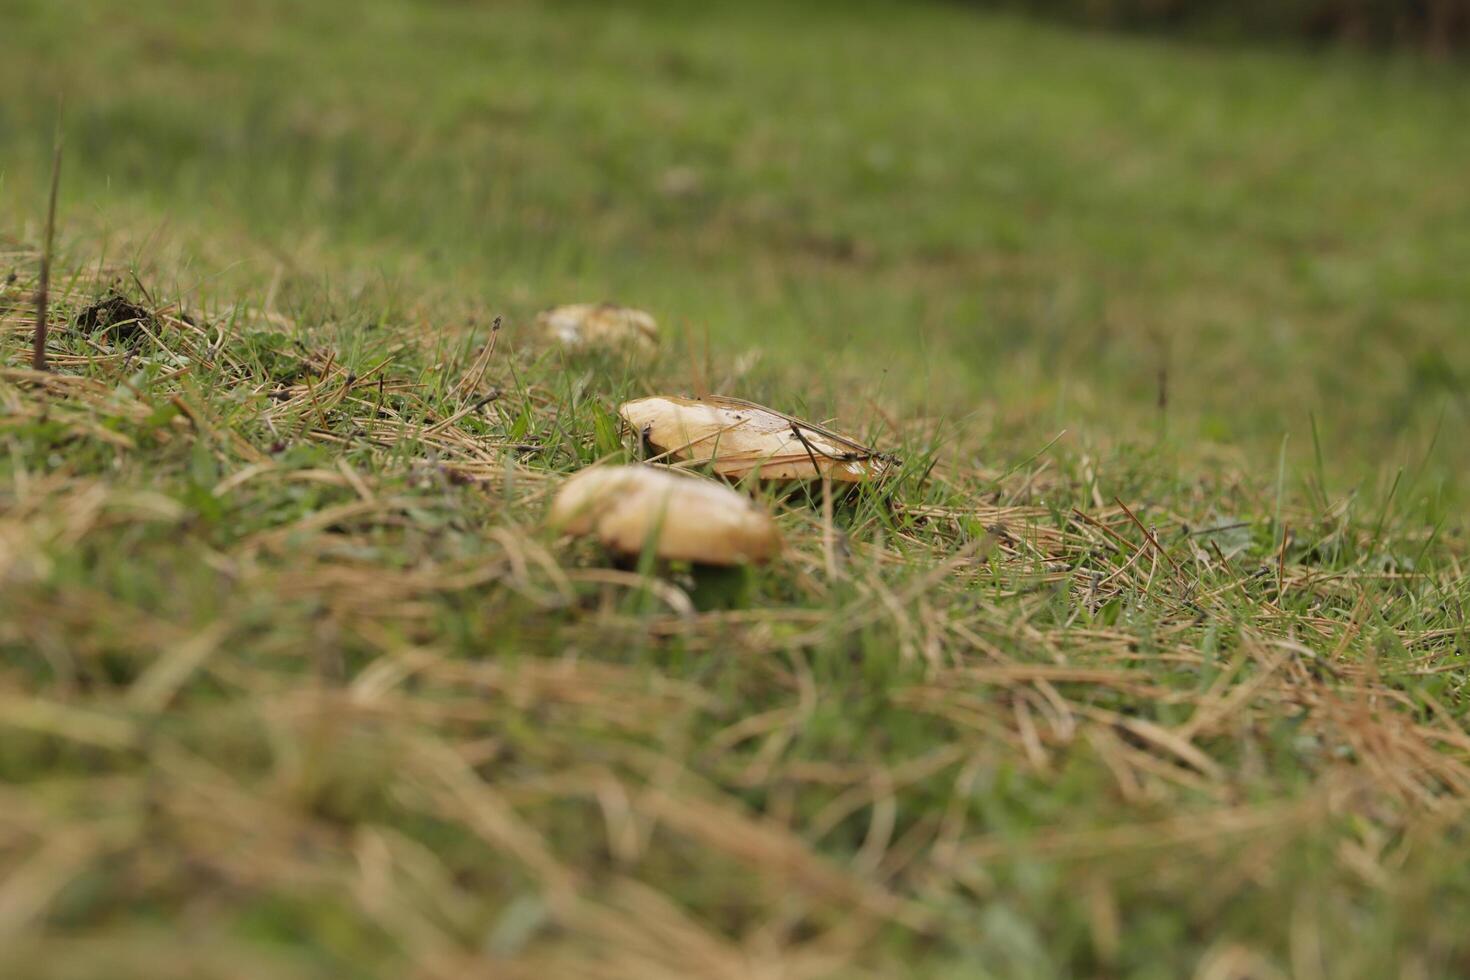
<box><xmin>3</xmin><ymin>0</ymin><xmax>1470</xmax><ymax>976</ymax></box>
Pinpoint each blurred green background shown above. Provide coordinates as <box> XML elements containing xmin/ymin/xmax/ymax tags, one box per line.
<box><xmin>976</xmin><ymin>0</ymin><xmax>1470</xmax><ymax>52</ymax></box>
<box><xmin>4</xmin><ymin>0</ymin><xmax>1470</xmax><ymax>473</ymax></box>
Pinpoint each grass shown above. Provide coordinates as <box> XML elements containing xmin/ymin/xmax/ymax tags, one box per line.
<box><xmin>3</xmin><ymin>0</ymin><xmax>1470</xmax><ymax>976</ymax></box>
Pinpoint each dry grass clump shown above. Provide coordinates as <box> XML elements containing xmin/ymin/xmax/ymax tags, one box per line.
<box><xmin>2</xmin><ymin>246</ymin><xmax>1469</xmax><ymax>976</ymax></box>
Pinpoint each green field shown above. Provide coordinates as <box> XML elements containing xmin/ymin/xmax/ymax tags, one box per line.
<box><xmin>4</xmin><ymin>1</ymin><xmax>1470</xmax><ymax>976</ymax></box>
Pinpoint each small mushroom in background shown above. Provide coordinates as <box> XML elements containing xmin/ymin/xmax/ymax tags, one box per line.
<box><xmin>618</xmin><ymin>395</ymin><xmax>891</xmax><ymax>482</ymax></box>
<box><xmin>548</xmin><ymin>465</ymin><xmax>780</xmax><ymax>565</ymax></box>
<box><xmin>536</xmin><ymin>303</ymin><xmax>658</xmax><ymax>351</ymax></box>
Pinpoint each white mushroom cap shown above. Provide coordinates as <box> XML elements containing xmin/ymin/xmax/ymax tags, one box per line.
<box><xmin>619</xmin><ymin>395</ymin><xmax>887</xmax><ymax>482</ymax></box>
<box><xmin>548</xmin><ymin>465</ymin><xmax>780</xmax><ymax>565</ymax></box>
<box><xmin>536</xmin><ymin>304</ymin><xmax>658</xmax><ymax>351</ymax></box>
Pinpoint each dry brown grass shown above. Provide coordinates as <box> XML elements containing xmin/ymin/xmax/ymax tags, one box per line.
<box><xmin>2</xmin><ymin>244</ymin><xmax>1469</xmax><ymax>977</ymax></box>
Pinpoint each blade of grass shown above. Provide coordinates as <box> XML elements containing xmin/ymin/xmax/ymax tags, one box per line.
<box><xmin>32</xmin><ymin>108</ymin><xmax>64</xmax><ymax>372</ymax></box>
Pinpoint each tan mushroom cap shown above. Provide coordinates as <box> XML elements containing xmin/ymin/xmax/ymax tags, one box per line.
<box><xmin>548</xmin><ymin>465</ymin><xmax>781</xmax><ymax>565</ymax></box>
<box><xmin>536</xmin><ymin>303</ymin><xmax>658</xmax><ymax>351</ymax></box>
<box><xmin>619</xmin><ymin>395</ymin><xmax>889</xmax><ymax>482</ymax></box>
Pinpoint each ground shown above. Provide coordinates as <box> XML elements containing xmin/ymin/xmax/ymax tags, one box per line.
<box><xmin>2</xmin><ymin>1</ymin><xmax>1470</xmax><ymax>977</ymax></box>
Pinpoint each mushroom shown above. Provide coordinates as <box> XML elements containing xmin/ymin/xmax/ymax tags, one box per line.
<box><xmin>536</xmin><ymin>303</ymin><xmax>658</xmax><ymax>351</ymax></box>
<box><xmin>618</xmin><ymin>395</ymin><xmax>890</xmax><ymax>482</ymax></box>
<box><xmin>548</xmin><ymin>465</ymin><xmax>780</xmax><ymax>565</ymax></box>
